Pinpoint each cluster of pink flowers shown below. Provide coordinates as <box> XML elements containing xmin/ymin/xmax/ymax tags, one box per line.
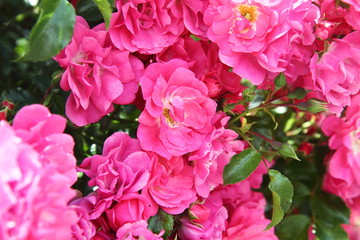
<box><xmin>55</xmin><ymin>0</ymin><xmax>360</xmax><ymax>128</ymax></box>
<box><xmin>74</xmin><ymin>128</ymin><xmax>275</xmax><ymax>239</ymax></box>
<box><xmin>321</xmin><ymin>95</ymin><xmax>360</xmax><ymax>237</ymax></box>
<box><xmin>0</xmin><ymin>104</ymin><xmax>94</xmax><ymax>239</ymax></box>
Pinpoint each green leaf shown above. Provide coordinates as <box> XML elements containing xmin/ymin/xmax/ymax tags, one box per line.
<box><xmin>148</xmin><ymin>209</ymin><xmax>174</xmax><ymax>239</ymax></box>
<box><xmin>276</xmin><ymin>214</ymin><xmax>311</xmax><ymax>240</ymax></box>
<box><xmin>278</xmin><ymin>143</ymin><xmax>300</xmax><ymax>161</ymax></box>
<box><xmin>315</xmin><ymin>220</ymin><xmax>349</xmax><ymax>240</ymax></box>
<box><xmin>223</xmin><ymin>148</ymin><xmax>262</xmax><ymax>185</ymax></box>
<box><xmin>266</xmin><ymin>170</ymin><xmax>294</xmax><ymax>230</ymax></box>
<box><xmin>242</xmin><ymin>87</ymin><xmax>256</xmax><ymax>103</ymax></box>
<box><xmin>17</xmin><ymin>0</ymin><xmax>75</xmax><ymax>62</ymax></box>
<box><xmin>274</xmin><ymin>73</ymin><xmax>286</xmax><ymax>88</ymax></box>
<box><xmin>288</xmin><ymin>88</ymin><xmax>308</xmax><ymax>100</ymax></box>
<box><xmin>93</xmin><ymin>0</ymin><xmax>112</xmax><ymax>29</ymax></box>
<box><xmin>311</xmin><ymin>194</ymin><xmax>350</xmax><ymax>226</ymax></box>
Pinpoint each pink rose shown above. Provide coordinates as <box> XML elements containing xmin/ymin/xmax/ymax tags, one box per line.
<box><xmin>115</xmin><ymin>220</ymin><xmax>163</xmax><ymax>240</ymax></box>
<box><xmin>157</xmin><ymin>38</ymin><xmax>243</xmax><ymax>98</ymax></box>
<box><xmin>180</xmin><ymin>0</ymin><xmax>209</xmax><ymax>38</ymax></box>
<box><xmin>106</xmin><ymin>192</ymin><xmax>157</xmax><ymax>228</ymax></box>
<box><xmin>345</xmin><ymin>0</ymin><xmax>360</xmax><ymax>30</ymax></box>
<box><xmin>0</xmin><ymin>119</ymin><xmax>77</xmax><ymax>240</ymax></box>
<box><xmin>322</xmin><ymin>95</ymin><xmax>360</xmax><ymax>204</ymax></box>
<box><xmin>317</xmin><ymin>0</ymin><xmax>352</xmax><ymax>36</ymax></box>
<box><xmin>315</xmin><ymin>20</ymin><xmax>336</xmax><ymax>40</ymax></box>
<box><xmin>204</xmin><ymin>0</ymin><xmax>319</xmax><ymax>85</ymax></box>
<box><xmin>143</xmin><ymin>154</ymin><xmax>197</xmax><ymax>214</ymax></box>
<box><xmin>12</xmin><ymin>104</ymin><xmax>77</xmax><ymax>184</ymax></box>
<box><xmin>178</xmin><ymin>192</ymin><xmax>228</xmax><ymax>240</ymax></box>
<box><xmin>157</xmin><ymin>37</ymin><xmax>208</xmax><ymax>80</ymax></box>
<box><xmin>78</xmin><ymin>132</ymin><xmax>155</xmax><ymax>219</ymax></box>
<box><xmin>223</xmin><ymin>190</ymin><xmax>277</xmax><ymax>240</ymax></box>
<box><xmin>310</xmin><ymin>30</ymin><xmax>360</xmax><ymax>109</ymax></box>
<box><xmin>55</xmin><ymin>16</ymin><xmax>143</xmax><ymax>126</ymax></box>
<box><xmin>189</xmin><ymin>112</ymin><xmax>244</xmax><ymax>198</ymax></box>
<box><xmin>344</xmin><ymin>197</ymin><xmax>360</xmax><ymax>240</ymax></box>
<box><xmin>70</xmin><ymin>204</ymin><xmax>96</xmax><ymax>240</ymax></box>
<box><xmin>109</xmin><ymin>0</ymin><xmax>185</xmax><ymax>54</ymax></box>
<box><xmin>137</xmin><ymin>59</ymin><xmax>217</xmax><ymax>158</ymax></box>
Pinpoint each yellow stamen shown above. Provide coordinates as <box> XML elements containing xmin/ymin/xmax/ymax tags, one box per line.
<box><xmin>163</xmin><ymin>108</ymin><xmax>177</xmax><ymax>127</ymax></box>
<box><xmin>238</xmin><ymin>5</ymin><xmax>257</xmax><ymax>22</ymax></box>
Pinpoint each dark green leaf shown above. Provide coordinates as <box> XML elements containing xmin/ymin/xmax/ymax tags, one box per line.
<box><xmin>76</xmin><ymin>0</ymin><xmax>103</xmax><ymax>21</ymax></box>
<box><xmin>315</xmin><ymin>220</ymin><xmax>349</xmax><ymax>240</ymax></box>
<box><xmin>93</xmin><ymin>0</ymin><xmax>112</xmax><ymax>29</ymax></box>
<box><xmin>311</xmin><ymin>195</ymin><xmax>350</xmax><ymax>226</ymax></box>
<box><xmin>266</xmin><ymin>170</ymin><xmax>294</xmax><ymax>230</ymax></box>
<box><xmin>288</xmin><ymin>88</ymin><xmax>308</xmax><ymax>100</ymax></box>
<box><xmin>223</xmin><ymin>148</ymin><xmax>262</xmax><ymax>185</ymax></box>
<box><xmin>274</xmin><ymin>73</ymin><xmax>286</xmax><ymax>88</ymax></box>
<box><xmin>279</xmin><ymin>143</ymin><xmax>300</xmax><ymax>161</ymax></box>
<box><xmin>17</xmin><ymin>0</ymin><xmax>75</xmax><ymax>62</ymax></box>
<box><xmin>148</xmin><ymin>209</ymin><xmax>174</xmax><ymax>239</ymax></box>
<box><xmin>276</xmin><ymin>214</ymin><xmax>311</xmax><ymax>240</ymax></box>
<box><xmin>243</xmin><ymin>87</ymin><xmax>256</xmax><ymax>102</ymax></box>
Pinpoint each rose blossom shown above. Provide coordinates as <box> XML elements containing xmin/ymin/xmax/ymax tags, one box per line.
<box><xmin>157</xmin><ymin>37</ymin><xmax>243</xmax><ymax>98</ymax></box>
<box><xmin>70</xmin><ymin>203</ymin><xmax>96</xmax><ymax>240</ymax></box>
<box><xmin>78</xmin><ymin>132</ymin><xmax>157</xmax><ymax>219</ymax></box>
<box><xmin>322</xmin><ymin>95</ymin><xmax>360</xmax><ymax>204</ymax></box>
<box><xmin>223</xmin><ymin>191</ymin><xmax>277</xmax><ymax>240</ymax></box>
<box><xmin>342</xmin><ymin>0</ymin><xmax>360</xmax><ymax>30</ymax></box>
<box><xmin>105</xmin><ymin>192</ymin><xmax>157</xmax><ymax>229</ymax></box>
<box><xmin>116</xmin><ymin>220</ymin><xmax>163</xmax><ymax>240</ymax></box>
<box><xmin>310</xmin><ymin>30</ymin><xmax>360</xmax><ymax>109</ymax></box>
<box><xmin>137</xmin><ymin>59</ymin><xmax>217</xmax><ymax>159</ymax></box>
<box><xmin>0</xmin><ymin>108</ymin><xmax>78</xmax><ymax>240</ymax></box>
<box><xmin>344</xmin><ymin>197</ymin><xmax>360</xmax><ymax>240</ymax></box>
<box><xmin>109</xmin><ymin>0</ymin><xmax>185</xmax><ymax>54</ymax></box>
<box><xmin>55</xmin><ymin>16</ymin><xmax>144</xmax><ymax>126</ymax></box>
<box><xmin>315</xmin><ymin>20</ymin><xmax>336</xmax><ymax>40</ymax></box>
<box><xmin>317</xmin><ymin>0</ymin><xmax>353</xmax><ymax>36</ymax></box>
<box><xmin>180</xmin><ymin>0</ymin><xmax>209</xmax><ymax>38</ymax></box>
<box><xmin>189</xmin><ymin>112</ymin><xmax>244</xmax><ymax>198</ymax></box>
<box><xmin>143</xmin><ymin>154</ymin><xmax>197</xmax><ymax>214</ymax></box>
<box><xmin>12</xmin><ymin>104</ymin><xmax>77</xmax><ymax>184</ymax></box>
<box><xmin>204</xmin><ymin>0</ymin><xmax>319</xmax><ymax>85</ymax></box>
<box><xmin>178</xmin><ymin>192</ymin><xmax>228</xmax><ymax>240</ymax></box>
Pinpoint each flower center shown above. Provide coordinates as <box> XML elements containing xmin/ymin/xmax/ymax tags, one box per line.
<box><xmin>163</xmin><ymin>108</ymin><xmax>177</xmax><ymax>127</ymax></box>
<box><xmin>237</xmin><ymin>4</ymin><xmax>257</xmax><ymax>22</ymax></box>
